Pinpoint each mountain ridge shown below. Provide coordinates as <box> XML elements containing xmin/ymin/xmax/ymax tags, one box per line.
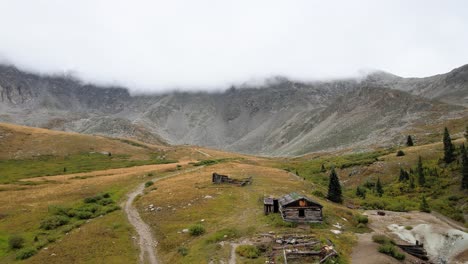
<box><xmin>0</xmin><ymin>63</ymin><xmax>466</xmax><ymax>156</ymax></box>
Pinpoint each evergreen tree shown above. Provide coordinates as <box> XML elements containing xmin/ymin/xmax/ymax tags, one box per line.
<box><xmin>406</xmin><ymin>135</ymin><xmax>414</xmax><ymax>146</ymax></box>
<box><xmin>376</xmin><ymin>177</ymin><xmax>384</xmax><ymax>197</ymax></box>
<box><xmin>417</xmin><ymin>156</ymin><xmax>425</xmax><ymax>186</ymax></box>
<box><xmin>356</xmin><ymin>186</ymin><xmax>366</xmax><ymax>199</ymax></box>
<box><xmin>443</xmin><ymin>127</ymin><xmax>454</xmax><ymax>163</ymax></box>
<box><xmin>465</xmin><ymin>126</ymin><xmax>468</xmax><ymax>141</ymax></box>
<box><xmin>409</xmin><ymin>175</ymin><xmax>415</xmax><ymax>189</ymax></box>
<box><xmin>327</xmin><ymin>168</ymin><xmax>343</xmax><ymax>203</ymax></box>
<box><xmin>399</xmin><ymin>168</ymin><xmax>409</xmax><ymax>182</ymax></box>
<box><xmin>461</xmin><ymin>144</ymin><xmax>468</xmax><ymax>189</ymax></box>
<box><xmin>419</xmin><ymin>196</ymin><xmax>431</xmax><ymax>213</ymax></box>
<box><xmin>320</xmin><ymin>164</ymin><xmax>326</xmax><ymax>173</ymax></box>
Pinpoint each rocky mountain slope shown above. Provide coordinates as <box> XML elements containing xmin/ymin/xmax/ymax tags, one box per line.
<box><xmin>0</xmin><ymin>64</ymin><xmax>466</xmax><ymax>156</ymax></box>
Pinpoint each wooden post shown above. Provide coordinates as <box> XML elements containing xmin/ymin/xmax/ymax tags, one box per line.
<box><xmin>283</xmin><ymin>246</ymin><xmax>288</xmax><ymax>264</ymax></box>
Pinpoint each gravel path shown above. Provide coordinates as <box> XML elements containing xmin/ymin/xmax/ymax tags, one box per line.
<box><xmin>125</xmin><ymin>166</ymin><xmax>205</xmax><ymax>264</ymax></box>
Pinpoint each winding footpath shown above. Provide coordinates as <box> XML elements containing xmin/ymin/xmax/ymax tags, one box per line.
<box><xmin>124</xmin><ymin>166</ymin><xmax>205</xmax><ymax>264</ymax></box>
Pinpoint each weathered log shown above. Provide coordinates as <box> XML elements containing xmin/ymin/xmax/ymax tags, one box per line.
<box><xmin>286</xmin><ymin>251</ymin><xmax>321</xmax><ymax>256</ymax></box>
<box><xmin>319</xmin><ymin>250</ymin><xmax>337</xmax><ymax>264</ymax></box>
<box><xmin>272</xmin><ymin>241</ymin><xmax>319</xmax><ymax>250</ymax></box>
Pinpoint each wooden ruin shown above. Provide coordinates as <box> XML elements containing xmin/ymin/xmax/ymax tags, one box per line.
<box><xmin>252</xmin><ymin>234</ymin><xmax>337</xmax><ymax>263</ymax></box>
<box><xmin>212</xmin><ymin>172</ymin><xmax>252</xmax><ymax>186</ymax></box>
<box><xmin>264</xmin><ymin>192</ymin><xmax>323</xmax><ymax>223</ymax></box>
<box><xmin>397</xmin><ymin>241</ymin><xmax>429</xmax><ymax>261</ymax></box>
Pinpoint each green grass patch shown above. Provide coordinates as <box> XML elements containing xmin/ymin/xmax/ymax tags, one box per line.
<box><xmin>192</xmin><ymin>158</ymin><xmax>235</xmax><ymax>167</ymax></box>
<box><xmin>0</xmin><ymin>153</ymin><xmax>177</xmax><ymax>183</ymax></box>
<box><xmin>236</xmin><ymin>245</ymin><xmax>260</xmax><ymax>259</ymax></box>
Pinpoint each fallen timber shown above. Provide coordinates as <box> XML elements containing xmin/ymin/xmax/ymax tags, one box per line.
<box><xmin>397</xmin><ymin>244</ymin><xmax>429</xmax><ymax>261</ymax></box>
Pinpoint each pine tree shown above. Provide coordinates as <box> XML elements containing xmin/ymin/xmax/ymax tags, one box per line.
<box><xmin>417</xmin><ymin>156</ymin><xmax>425</xmax><ymax>186</ymax></box>
<box><xmin>443</xmin><ymin>127</ymin><xmax>454</xmax><ymax>163</ymax></box>
<box><xmin>465</xmin><ymin>126</ymin><xmax>468</xmax><ymax>141</ymax></box>
<box><xmin>406</xmin><ymin>135</ymin><xmax>414</xmax><ymax>147</ymax></box>
<box><xmin>327</xmin><ymin>168</ymin><xmax>343</xmax><ymax>203</ymax></box>
<box><xmin>320</xmin><ymin>164</ymin><xmax>326</xmax><ymax>173</ymax></box>
<box><xmin>409</xmin><ymin>175</ymin><xmax>415</xmax><ymax>189</ymax></box>
<box><xmin>399</xmin><ymin>168</ymin><xmax>409</xmax><ymax>182</ymax></box>
<box><xmin>461</xmin><ymin>144</ymin><xmax>468</xmax><ymax>189</ymax></box>
<box><xmin>419</xmin><ymin>196</ymin><xmax>431</xmax><ymax>213</ymax></box>
<box><xmin>375</xmin><ymin>177</ymin><xmax>384</xmax><ymax>197</ymax></box>
<box><xmin>356</xmin><ymin>186</ymin><xmax>366</xmax><ymax>199</ymax></box>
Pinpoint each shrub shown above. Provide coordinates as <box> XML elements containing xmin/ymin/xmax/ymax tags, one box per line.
<box><xmin>372</xmin><ymin>234</ymin><xmax>394</xmax><ymax>245</ymax></box>
<box><xmin>102</xmin><ymin>193</ymin><xmax>111</xmax><ymax>198</ymax></box>
<box><xmin>405</xmin><ymin>226</ymin><xmax>413</xmax><ymax>230</ymax></box>
<box><xmin>236</xmin><ymin>245</ymin><xmax>260</xmax><ymax>259</ymax></box>
<box><xmin>16</xmin><ymin>248</ymin><xmax>37</xmax><ymax>260</ymax></box>
<box><xmin>396</xmin><ymin>150</ymin><xmax>405</xmax><ymax>157</ymax></box>
<box><xmin>104</xmin><ymin>205</ymin><xmax>121</xmax><ymax>214</ymax></box>
<box><xmin>378</xmin><ymin>244</ymin><xmax>405</xmax><ymax>261</ymax></box>
<box><xmin>145</xmin><ymin>181</ymin><xmax>154</xmax><ymax>188</ymax></box>
<box><xmin>84</xmin><ymin>196</ymin><xmax>98</xmax><ymax>203</ymax></box>
<box><xmin>356</xmin><ymin>215</ymin><xmax>368</xmax><ymax>224</ymax></box>
<box><xmin>177</xmin><ymin>247</ymin><xmax>188</xmax><ymax>256</ymax></box>
<box><xmin>75</xmin><ymin>210</ymin><xmax>93</xmax><ymax>219</ymax></box>
<box><xmin>40</xmin><ymin>215</ymin><xmax>70</xmax><ymax>230</ymax></box>
<box><xmin>356</xmin><ymin>223</ymin><xmax>366</xmax><ymax>228</ymax></box>
<box><xmin>189</xmin><ymin>224</ymin><xmax>205</xmax><ymax>236</ymax></box>
<box><xmin>8</xmin><ymin>235</ymin><xmax>25</xmax><ymax>249</ymax></box>
<box><xmin>97</xmin><ymin>198</ymin><xmax>114</xmax><ymax>206</ymax></box>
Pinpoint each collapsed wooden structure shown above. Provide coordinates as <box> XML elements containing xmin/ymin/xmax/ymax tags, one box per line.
<box><xmin>253</xmin><ymin>234</ymin><xmax>337</xmax><ymax>264</ymax></box>
<box><xmin>264</xmin><ymin>193</ymin><xmax>323</xmax><ymax>223</ymax></box>
<box><xmin>211</xmin><ymin>172</ymin><xmax>252</xmax><ymax>186</ymax></box>
<box><xmin>397</xmin><ymin>242</ymin><xmax>429</xmax><ymax>261</ymax></box>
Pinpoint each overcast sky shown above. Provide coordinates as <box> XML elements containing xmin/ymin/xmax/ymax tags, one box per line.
<box><xmin>0</xmin><ymin>0</ymin><xmax>467</xmax><ymax>92</ymax></box>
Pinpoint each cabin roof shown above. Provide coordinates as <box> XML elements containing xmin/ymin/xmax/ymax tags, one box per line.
<box><xmin>278</xmin><ymin>192</ymin><xmax>323</xmax><ymax>208</ymax></box>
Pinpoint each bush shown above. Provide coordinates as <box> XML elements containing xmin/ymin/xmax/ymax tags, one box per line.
<box><xmin>372</xmin><ymin>234</ymin><xmax>394</xmax><ymax>245</ymax></box>
<box><xmin>40</xmin><ymin>215</ymin><xmax>70</xmax><ymax>230</ymax></box>
<box><xmin>405</xmin><ymin>226</ymin><xmax>413</xmax><ymax>230</ymax></box>
<box><xmin>75</xmin><ymin>210</ymin><xmax>93</xmax><ymax>219</ymax></box>
<box><xmin>396</xmin><ymin>150</ymin><xmax>405</xmax><ymax>157</ymax></box>
<box><xmin>16</xmin><ymin>248</ymin><xmax>37</xmax><ymax>260</ymax></box>
<box><xmin>145</xmin><ymin>181</ymin><xmax>154</xmax><ymax>188</ymax></box>
<box><xmin>236</xmin><ymin>245</ymin><xmax>260</xmax><ymax>259</ymax></box>
<box><xmin>8</xmin><ymin>235</ymin><xmax>25</xmax><ymax>249</ymax></box>
<box><xmin>189</xmin><ymin>224</ymin><xmax>205</xmax><ymax>236</ymax></box>
<box><xmin>378</xmin><ymin>244</ymin><xmax>405</xmax><ymax>261</ymax></box>
<box><xmin>97</xmin><ymin>198</ymin><xmax>114</xmax><ymax>206</ymax></box>
<box><xmin>104</xmin><ymin>205</ymin><xmax>121</xmax><ymax>214</ymax></box>
<box><xmin>178</xmin><ymin>247</ymin><xmax>188</xmax><ymax>256</ymax></box>
<box><xmin>356</xmin><ymin>215</ymin><xmax>368</xmax><ymax>224</ymax></box>
<box><xmin>356</xmin><ymin>223</ymin><xmax>366</xmax><ymax>228</ymax></box>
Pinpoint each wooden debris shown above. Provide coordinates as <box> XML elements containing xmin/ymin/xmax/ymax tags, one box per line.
<box><xmin>397</xmin><ymin>244</ymin><xmax>429</xmax><ymax>261</ymax></box>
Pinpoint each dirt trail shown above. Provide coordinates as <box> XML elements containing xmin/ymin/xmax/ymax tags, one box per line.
<box><xmin>124</xmin><ymin>166</ymin><xmax>205</xmax><ymax>264</ymax></box>
<box><xmin>229</xmin><ymin>243</ymin><xmax>238</xmax><ymax>264</ymax></box>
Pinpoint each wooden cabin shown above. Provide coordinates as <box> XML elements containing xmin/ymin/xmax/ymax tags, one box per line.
<box><xmin>212</xmin><ymin>172</ymin><xmax>230</xmax><ymax>184</ymax></box>
<box><xmin>278</xmin><ymin>193</ymin><xmax>323</xmax><ymax>223</ymax></box>
<box><xmin>263</xmin><ymin>197</ymin><xmax>279</xmax><ymax>215</ymax></box>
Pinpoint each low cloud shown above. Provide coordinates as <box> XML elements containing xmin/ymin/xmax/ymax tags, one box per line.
<box><xmin>0</xmin><ymin>0</ymin><xmax>467</xmax><ymax>92</ymax></box>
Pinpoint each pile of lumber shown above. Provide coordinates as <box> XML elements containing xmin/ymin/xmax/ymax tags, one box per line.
<box><xmin>397</xmin><ymin>244</ymin><xmax>429</xmax><ymax>261</ymax></box>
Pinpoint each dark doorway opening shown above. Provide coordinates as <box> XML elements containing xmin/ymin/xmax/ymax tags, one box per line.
<box><xmin>299</xmin><ymin>209</ymin><xmax>305</xmax><ymax>217</ymax></box>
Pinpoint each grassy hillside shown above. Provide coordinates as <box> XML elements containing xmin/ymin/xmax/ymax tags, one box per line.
<box><xmin>1</xmin><ymin>122</ymin><xmax>466</xmax><ymax>263</ymax></box>
<box><xmin>280</xmin><ymin>128</ymin><xmax>468</xmax><ymax>226</ymax></box>
<box><xmin>134</xmin><ymin>161</ymin><xmax>377</xmax><ymax>263</ymax></box>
